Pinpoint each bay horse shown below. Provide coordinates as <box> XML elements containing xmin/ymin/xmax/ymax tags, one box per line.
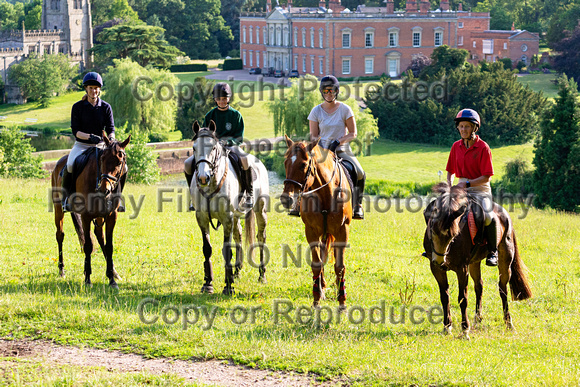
<box><xmin>423</xmin><ymin>182</ymin><xmax>532</xmax><ymax>338</ymax></box>
<box><xmin>190</xmin><ymin>121</ymin><xmax>269</xmax><ymax>295</ymax></box>
<box><xmin>280</xmin><ymin>136</ymin><xmax>352</xmax><ymax>310</ymax></box>
<box><xmin>51</xmin><ymin>134</ymin><xmax>130</xmax><ymax>288</ymax></box>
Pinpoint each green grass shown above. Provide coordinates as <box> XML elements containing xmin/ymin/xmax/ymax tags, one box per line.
<box><xmin>516</xmin><ymin>73</ymin><xmax>559</xmax><ymax>99</ymax></box>
<box><xmin>0</xmin><ymin>176</ymin><xmax>579</xmax><ymax>385</ymax></box>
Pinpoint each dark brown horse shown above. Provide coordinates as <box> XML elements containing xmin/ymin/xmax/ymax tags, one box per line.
<box><xmin>51</xmin><ymin>134</ymin><xmax>130</xmax><ymax>288</ymax></box>
<box><xmin>280</xmin><ymin>136</ymin><xmax>352</xmax><ymax>310</ymax></box>
<box><xmin>423</xmin><ymin>182</ymin><xmax>532</xmax><ymax>338</ymax></box>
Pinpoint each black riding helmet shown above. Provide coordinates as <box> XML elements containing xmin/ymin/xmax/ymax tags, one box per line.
<box><xmin>319</xmin><ymin>75</ymin><xmax>340</xmax><ymax>92</ymax></box>
<box><xmin>213</xmin><ymin>82</ymin><xmax>232</xmax><ymax>99</ymax></box>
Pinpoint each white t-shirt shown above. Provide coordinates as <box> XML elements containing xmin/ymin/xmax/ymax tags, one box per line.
<box><xmin>307</xmin><ymin>102</ymin><xmax>354</xmax><ymax>151</ymax></box>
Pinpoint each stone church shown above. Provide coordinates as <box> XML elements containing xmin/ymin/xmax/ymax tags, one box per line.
<box><xmin>0</xmin><ymin>0</ymin><xmax>93</xmax><ymax>103</ymax></box>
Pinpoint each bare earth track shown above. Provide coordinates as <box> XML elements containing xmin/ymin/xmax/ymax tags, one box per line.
<box><xmin>0</xmin><ymin>339</ymin><xmax>344</xmax><ymax>386</ymax></box>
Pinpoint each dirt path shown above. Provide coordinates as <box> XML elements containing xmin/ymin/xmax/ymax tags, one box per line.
<box><xmin>0</xmin><ymin>339</ymin><xmax>343</xmax><ymax>386</ymax></box>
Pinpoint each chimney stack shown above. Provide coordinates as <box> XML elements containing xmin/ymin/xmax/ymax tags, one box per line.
<box><xmin>440</xmin><ymin>0</ymin><xmax>449</xmax><ymax>11</ymax></box>
<box><xmin>458</xmin><ymin>3</ymin><xmax>463</xmax><ymax>11</ymax></box>
<box><xmin>267</xmin><ymin>0</ymin><xmax>271</xmax><ymax>12</ymax></box>
<box><xmin>406</xmin><ymin>0</ymin><xmax>418</xmax><ymax>12</ymax></box>
<box><xmin>386</xmin><ymin>0</ymin><xmax>394</xmax><ymax>13</ymax></box>
<box><xmin>319</xmin><ymin>0</ymin><xmax>325</xmax><ymax>8</ymax></box>
<box><xmin>420</xmin><ymin>0</ymin><xmax>430</xmax><ymax>12</ymax></box>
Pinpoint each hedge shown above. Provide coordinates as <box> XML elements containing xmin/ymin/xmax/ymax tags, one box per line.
<box><xmin>223</xmin><ymin>58</ymin><xmax>243</xmax><ymax>71</ymax></box>
<box><xmin>170</xmin><ymin>63</ymin><xmax>208</xmax><ymax>72</ymax></box>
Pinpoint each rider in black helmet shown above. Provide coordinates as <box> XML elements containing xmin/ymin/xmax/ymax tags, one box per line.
<box><xmin>184</xmin><ymin>82</ymin><xmax>254</xmax><ymax>211</ymax></box>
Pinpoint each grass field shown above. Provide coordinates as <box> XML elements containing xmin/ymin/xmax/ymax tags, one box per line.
<box><xmin>0</xmin><ymin>173</ymin><xmax>579</xmax><ymax>385</ymax></box>
<box><xmin>516</xmin><ymin>73</ymin><xmax>559</xmax><ymax>99</ymax></box>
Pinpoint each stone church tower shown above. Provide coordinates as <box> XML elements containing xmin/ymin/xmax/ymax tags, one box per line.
<box><xmin>42</xmin><ymin>0</ymin><xmax>93</xmax><ymax>68</ymax></box>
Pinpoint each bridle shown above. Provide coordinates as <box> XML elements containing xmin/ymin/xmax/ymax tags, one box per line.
<box><xmin>96</xmin><ymin>144</ymin><xmax>126</xmax><ymax>196</ymax></box>
<box><xmin>283</xmin><ymin>149</ymin><xmax>340</xmax><ymax>197</ymax></box>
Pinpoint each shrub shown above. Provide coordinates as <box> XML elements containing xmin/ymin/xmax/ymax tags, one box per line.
<box><xmin>498</xmin><ymin>57</ymin><xmax>513</xmax><ymax>70</ymax></box>
<box><xmin>115</xmin><ymin>124</ymin><xmax>160</xmax><ymax>184</ymax></box>
<box><xmin>170</xmin><ymin>63</ymin><xmax>208</xmax><ymax>72</ymax></box>
<box><xmin>0</xmin><ymin>126</ymin><xmax>45</xmax><ymax>178</ymax></box>
<box><xmin>497</xmin><ymin>157</ymin><xmax>534</xmax><ymax>195</ymax></box>
<box><xmin>223</xmin><ymin>58</ymin><xmax>243</xmax><ymax>71</ymax></box>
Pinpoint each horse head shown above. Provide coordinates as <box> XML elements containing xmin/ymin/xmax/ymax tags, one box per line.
<box><xmin>280</xmin><ymin>135</ymin><xmax>319</xmax><ymax>210</ymax></box>
<box><xmin>98</xmin><ymin>133</ymin><xmax>130</xmax><ymax>199</ymax></box>
<box><xmin>192</xmin><ymin>120</ymin><xmax>220</xmax><ymax>187</ymax></box>
<box><xmin>425</xmin><ymin>182</ymin><xmax>468</xmax><ymax>265</ymax></box>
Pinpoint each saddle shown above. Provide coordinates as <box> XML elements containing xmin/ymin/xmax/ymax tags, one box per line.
<box><xmin>464</xmin><ymin>198</ymin><xmax>486</xmax><ymax>246</ymax></box>
<box><xmin>226</xmin><ymin>150</ymin><xmax>245</xmax><ymax>185</ymax></box>
<box><xmin>59</xmin><ymin>147</ymin><xmax>101</xmax><ymax>182</ymax></box>
<box><xmin>337</xmin><ymin>158</ymin><xmax>355</xmax><ymax>194</ymax></box>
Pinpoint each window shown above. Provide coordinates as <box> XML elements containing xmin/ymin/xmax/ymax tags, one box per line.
<box><xmin>386</xmin><ymin>51</ymin><xmax>401</xmax><ymax>77</ymax></box>
<box><xmin>264</xmin><ymin>52</ymin><xmax>267</xmax><ymax>67</ymax></box>
<box><xmin>458</xmin><ymin>22</ymin><xmax>464</xmax><ymax>28</ymax></box>
<box><xmin>319</xmin><ymin>57</ymin><xmax>323</xmax><ymax>74</ymax></box>
<box><xmin>434</xmin><ymin>28</ymin><xmax>443</xmax><ymax>46</ymax></box>
<box><xmin>473</xmin><ymin>41</ymin><xmax>476</xmax><ymax>48</ymax></box>
<box><xmin>264</xmin><ymin>29</ymin><xmax>268</xmax><ymax>45</ymax></box>
<box><xmin>270</xmin><ymin>26</ymin><xmax>275</xmax><ymax>46</ymax></box>
<box><xmin>389</xmin><ymin>30</ymin><xmax>399</xmax><ymax>47</ymax></box>
<box><xmin>342</xmin><ymin>58</ymin><xmax>351</xmax><ymax>74</ymax></box>
<box><xmin>311</xmin><ymin>56</ymin><xmax>314</xmax><ymax>73</ymax></box>
<box><xmin>249</xmin><ymin>51</ymin><xmax>253</xmax><ymax>66</ymax></box>
<box><xmin>310</xmin><ymin>28</ymin><xmax>315</xmax><ymax>48</ymax></box>
<box><xmin>458</xmin><ymin>36</ymin><xmax>464</xmax><ymax>46</ymax></box>
<box><xmin>302</xmin><ymin>56</ymin><xmax>306</xmax><ymax>72</ymax></box>
<box><xmin>365</xmin><ymin>31</ymin><xmax>374</xmax><ymax>48</ymax></box>
<box><xmin>412</xmin><ymin>27</ymin><xmax>422</xmax><ymax>47</ymax></box>
<box><xmin>243</xmin><ymin>27</ymin><xmax>247</xmax><ymax>43</ymax></box>
<box><xmin>521</xmin><ymin>44</ymin><xmax>528</xmax><ymax>52</ymax></box>
<box><xmin>302</xmin><ymin>28</ymin><xmax>306</xmax><ymax>47</ymax></box>
<box><xmin>243</xmin><ymin>50</ymin><xmax>246</xmax><ymax>66</ymax></box>
<box><xmin>503</xmin><ymin>42</ymin><xmax>507</xmax><ymax>50</ymax></box>
<box><xmin>521</xmin><ymin>55</ymin><xmax>528</xmax><ymax>64</ymax></box>
<box><xmin>483</xmin><ymin>39</ymin><xmax>493</xmax><ymax>54</ymax></box>
<box><xmin>294</xmin><ymin>56</ymin><xmax>298</xmax><ymax>70</ymax></box>
<box><xmin>73</xmin><ymin>0</ymin><xmax>81</xmax><ymax>9</ymax></box>
<box><xmin>256</xmin><ymin>27</ymin><xmax>260</xmax><ymax>44</ymax></box>
<box><xmin>319</xmin><ymin>29</ymin><xmax>324</xmax><ymax>48</ymax></box>
<box><xmin>342</xmin><ymin>30</ymin><xmax>351</xmax><ymax>48</ymax></box>
<box><xmin>284</xmin><ymin>27</ymin><xmax>289</xmax><ymax>46</ymax></box>
<box><xmin>294</xmin><ymin>28</ymin><xmax>298</xmax><ymax>47</ymax></box>
<box><xmin>276</xmin><ymin>27</ymin><xmax>281</xmax><ymax>46</ymax></box>
<box><xmin>365</xmin><ymin>58</ymin><xmax>374</xmax><ymax>74</ymax></box>
<box><xmin>256</xmin><ymin>51</ymin><xmax>260</xmax><ymax>67</ymax></box>
<box><xmin>249</xmin><ymin>27</ymin><xmax>253</xmax><ymax>44</ymax></box>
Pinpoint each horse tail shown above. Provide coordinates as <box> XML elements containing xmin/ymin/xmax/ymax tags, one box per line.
<box><xmin>245</xmin><ymin>208</ymin><xmax>256</xmax><ymax>260</ymax></box>
<box><xmin>70</xmin><ymin>212</ymin><xmax>85</xmax><ymax>248</ymax></box>
<box><xmin>325</xmin><ymin>234</ymin><xmax>335</xmax><ymax>264</ymax></box>
<box><xmin>509</xmin><ymin>230</ymin><xmax>533</xmax><ymax>301</ymax></box>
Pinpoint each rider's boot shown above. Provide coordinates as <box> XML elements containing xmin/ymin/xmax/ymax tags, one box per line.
<box><xmin>352</xmin><ymin>173</ymin><xmax>366</xmax><ymax>220</ymax></box>
<box><xmin>485</xmin><ymin>216</ymin><xmax>499</xmax><ymax>267</ymax></box>
<box><xmin>242</xmin><ymin>167</ymin><xmax>254</xmax><ymax>210</ymax></box>
<box><xmin>61</xmin><ymin>169</ymin><xmax>75</xmax><ymax>213</ymax></box>
<box><xmin>185</xmin><ymin>171</ymin><xmax>195</xmax><ymax>211</ymax></box>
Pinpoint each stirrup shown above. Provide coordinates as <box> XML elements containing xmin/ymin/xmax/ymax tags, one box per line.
<box><xmin>62</xmin><ymin>198</ymin><xmax>72</xmax><ymax>213</ymax></box>
<box><xmin>189</xmin><ymin>203</ymin><xmax>195</xmax><ymax>211</ymax></box>
<box><xmin>486</xmin><ymin>251</ymin><xmax>498</xmax><ymax>267</ymax></box>
<box><xmin>353</xmin><ymin>206</ymin><xmax>364</xmax><ymax>220</ymax></box>
<box><xmin>117</xmin><ymin>205</ymin><xmax>126</xmax><ymax>213</ymax></box>
<box><xmin>288</xmin><ymin>206</ymin><xmax>300</xmax><ymax>217</ymax></box>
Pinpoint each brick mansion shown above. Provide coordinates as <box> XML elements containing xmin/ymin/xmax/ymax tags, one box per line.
<box><xmin>239</xmin><ymin>0</ymin><xmax>540</xmax><ymax>78</ymax></box>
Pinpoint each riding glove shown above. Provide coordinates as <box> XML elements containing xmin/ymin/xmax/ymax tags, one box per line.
<box><xmin>89</xmin><ymin>134</ymin><xmax>103</xmax><ymax>144</ymax></box>
<box><xmin>329</xmin><ymin>139</ymin><xmax>341</xmax><ymax>152</ymax></box>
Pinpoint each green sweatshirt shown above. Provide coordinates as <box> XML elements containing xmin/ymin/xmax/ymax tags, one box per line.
<box><xmin>203</xmin><ymin>106</ymin><xmax>244</xmax><ymax>146</ymax></box>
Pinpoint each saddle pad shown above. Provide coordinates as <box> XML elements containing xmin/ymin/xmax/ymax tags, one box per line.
<box><xmin>338</xmin><ymin>159</ymin><xmax>355</xmax><ymax>193</ymax></box>
<box><xmin>468</xmin><ymin>210</ymin><xmax>477</xmax><ymax>245</ymax></box>
<box><xmin>226</xmin><ymin>151</ymin><xmax>243</xmax><ymax>184</ymax></box>
<box><xmin>73</xmin><ymin>147</ymin><xmax>99</xmax><ymax>181</ymax></box>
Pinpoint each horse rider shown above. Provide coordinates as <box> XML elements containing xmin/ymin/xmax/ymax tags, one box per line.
<box><xmin>446</xmin><ymin>108</ymin><xmax>498</xmax><ymax>266</ymax></box>
<box><xmin>62</xmin><ymin>72</ymin><xmax>126</xmax><ymax>212</ymax></box>
<box><xmin>296</xmin><ymin>75</ymin><xmax>366</xmax><ymax>219</ymax></box>
<box><xmin>184</xmin><ymin>82</ymin><xmax>254</xmax><ymax>211</ymax></box>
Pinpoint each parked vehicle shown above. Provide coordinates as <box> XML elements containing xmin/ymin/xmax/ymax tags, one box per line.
<box><xmin>288</xmin><ymin>69</ymin><xmax>299</xmax><ymax>78</ymax></box>
<box><xmin>263</xmin><ymin>67</ymin><xmax>275</xmax><ymax>77</ymax></box>
<box><xmin>249</xmin><ymin>67</ymin><xmax>262</xmax><ymax>75</ymax></box>
<box><xmin>274</xmin><ymin>69</ymin><xmax>285</xmax><ymax>78</ymax></box>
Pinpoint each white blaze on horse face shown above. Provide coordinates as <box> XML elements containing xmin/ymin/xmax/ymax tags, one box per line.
<box><xmin>290</xmin><ymin>155</ymin><xmax>297</xmax><ymax>164</ymax></box>
<box><xmin>194</xmin><ymin>136</ymin><xmax>216</xmax><ymax>186</ymax></box>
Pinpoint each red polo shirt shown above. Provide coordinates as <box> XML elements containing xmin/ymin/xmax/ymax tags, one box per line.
<box><xmin>446</xmin><ymin>136</ymin><xmax>494</xmax><ymax>179</ymax></box>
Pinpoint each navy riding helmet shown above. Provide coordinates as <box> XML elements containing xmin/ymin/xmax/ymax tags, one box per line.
<box><xmin>83</xmin><ymin>72</ymin><xmax>103</xmax><ymax>88</ymax></box>
<box><xmin>454</xmin><ymin>108</ymin><xmax>481</xmax><ymax>130</ymax></box>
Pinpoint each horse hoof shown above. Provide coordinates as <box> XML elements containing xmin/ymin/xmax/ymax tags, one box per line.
<box><xmin>109</xmin><ymin>282</ymin><xmax>119</xmax><ymax>290</ymax></box>
<box><xmin>222</xmin><ymin>287</ymin><xmax>235</xmax><ymax>296</ymax></box>
<box><xmin>460</xmin><ymin>331</ymin><xmax>470</xmax><ymax>340</ymax></box>
<box><xmin>338</xmin><ymin>304</ymin><xmax>347</xmax><ymax>313</ymax></box>
<box><xmin>258</xmin><ymin>275</ymin><xmax>267</xmax><ymax>284</ymax></box>
<box><xmin>233</xmin><ymin>269</ymin><xmax>241</xmax><ymax>279</ymax></box>
<box><xmin>59</xmin><ymin>269</ymin><xmax>65</xmax><ymax>278</ymax></box>
<box><xmin>443</xmin><ymin>326</ymin><xmax>452</xmax><ymax>335</ymax></box>
<box><xmin>84</xmin><ymin>282</ymin><xmax>93</xmax><ymax>289</ymax></box>
<box><xmin>113</xmin><ymin>269</ymin><xmax>122</xmax><ymax>281</ymax></box>
<box><xmin>201</xmin><ymin>285</ymin><xmax>214</xmax><ymax>294</ymax></box>
<box><xmin>312</xmin><ymin>302</ymin><xmax>321</xmax><ymax>310</ymax></box>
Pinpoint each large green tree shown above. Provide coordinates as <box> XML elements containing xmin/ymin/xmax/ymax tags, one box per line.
<box><xmin>0</xmin><ymin>0</ymin><xmax>24</xmax><ymax>31</ymax></box>
<box><xmin>8</xmin><ymin>54</ymin><xmax>77</xmax><ymax>107</ymax></box>
<box><xmin>0</xmin><ymin>126</ymin><xmax>44</xmax><ymax>179</ymax></box>
<box><xmin>103</xmin><ymin>58</ymin><xmax>179</xmax><ymax>134</ymax></box>
<box><xmin>91</xmin><ymin>0</ymin><xmax>140</xmax><ymax>26</ymax></box>
<box><xmin>552</xmin><ymin>26</ymin><xmax>580</xmax><ymax>82</ymax></box>
<box><xmin>533</xmin><ymin>75</ymin><xmax>580</xmax><ymax>212</ymax></box>
<box><xmin>90</xmin><ymin>23</ymin><xmax>183</xmax><ymax>69</ymax></box>
<box><xmin>176</xmin><ymin>77</ymin><xmax>216</xmax><ymax>139</ymax></box>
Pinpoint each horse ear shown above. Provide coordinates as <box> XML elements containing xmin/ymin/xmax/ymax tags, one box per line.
<box><xmin>306</xmin><ymin>138</ymin><xmax>320</xmax><ymax>152</ymax></box>
<box><xmin>433</xmin><ymin>182</ymin><xmax>449</xmax><ymax>195</ymax></box>
<box><xmin>103</xmin><ymin>131</ymin><xmax>110</xmax><ymax>146</ymax></box>
<box><xmin>192</xmin><ymin>121</ymin><xmax>200</xmax><ymax>138</ymax></box>
<box><xmin>208</xmin><ymin>120</ymin><xmax>217</xmax><ymax>133</ymax></box>
<box><xmin>119</xmin><ymin>135</ymin><xmax>131</xmax><ymax>149</ymax></box>
<box><xmin>284</xmin><ymin>135</ymin><xmax>293</xmax><ymax>148</ymax></box>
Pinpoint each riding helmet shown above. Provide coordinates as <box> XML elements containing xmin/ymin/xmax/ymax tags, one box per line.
<box><xmin>213</xmin><ymin>83</ymin><xmax>232</xmax><ymax>99</ymax></box>
<box><xmin>83</xmin><ymin>72</ymin><xmax>103</xmax><ymax>88</ymax></box>
<box><xmin>319</xmin><ymin>75</ymin><xmax>340</xmax><ymax>92</ymax></box>
<box><xmin>454</xmin><ymin>108</ymin><xmax>481</xmax><ymax>130</ymax></box>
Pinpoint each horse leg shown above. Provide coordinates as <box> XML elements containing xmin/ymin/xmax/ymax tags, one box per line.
<box><xmin>104</xmin><ymin>214</ymin><xmax>119</xmax><ymax>289</ymax></box>
<box><xmin>232</xmin><ymin>216</ymin><xmax>243</xmax><ymax>279</ymax></box>
<box><xmin>430</xmin><ymin>262</ymin><xmax>452</xmax><ymax>334</ymax></box>
<box><xmin>457</xmin><ymin>267</ymin><xmax>471</xmax><ymax>339</ymax></box>
<box><xmin>498</xmin><ymin>242</ymin><xmax>514</xmax><ymax>330</ymax></box>
<box><xmin>54</xmin><ymin>205</ymin><xmax>65</xmax><ymax>277</ymax></box>
<box><xmin>81</xmin><ymin>216</ymin><xmax>93</xmax><ymax>287</ymax></box>
<box><xmin>469</xmin><ymin>261</ymin><xmax>484</xmax><ymax>328</ymax></box>
<box><xmin>256</xmin><ymin>198</ymin><xmax>268</xmax><ymax>284</ymax></box>
<box><xmin>199</xmin><ymin>224</ymin><xmax>214</xmax><ymax>294</ymax></box>
<box><xmin>70</xmin><ymin>212</ymin><xmax>85</xmax><ymax>250</ymax></box>
<box><xmin>222</xmin><ymin>221</ymin><xmax>235</xmax><ymax>296</ymax></box>
<box><xmin>306</xmin><ymin>227</ymin><xmax>325</xmax><ymax>308</ymax></box>
<box><xmin>334</xmin><ymin>227</ymin><xmax>349</xmax><ymax>312</ymax></box>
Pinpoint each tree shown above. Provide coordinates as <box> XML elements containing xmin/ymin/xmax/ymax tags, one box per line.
<box><xmin>103</xmin><ymin>58</ymin><xmax>179</xmax><ymax>135</ymax></box>
<box><xmin>419</xmin><ymin>45</ymin><xmax>469</xmax><ymax>81</ymax></box>
<box><xmin>176</xmin><ymin>77</ymin><xmax>216</xmax><ymax>139</ymax></box>
<box><xmin>0</xmin><ymin>126</ymin><xmax>44</xmax><ymax>178</ymax></box>
<box><xmin>533</xmin><ymin>75</ymin><xmax>580</xmax><ymax>212</ymax></box>
<box><xmin>24</xmin><ymin>0</ymin><xmax>42</xmax><ymax>30</ymax></box>
<box><xmin>0</xmin><ymin>0</ymin><xmax>24</xmax><ymax>31</ymax></box>
<box><xmin>405</xmin><ymin>54</ymin><xmax>431</xmax><ymax>78</ymax></box>
<box><xmin>91</xmin><ymin>0</ymin><xmax>140</xmax><ymax>26</ymax></box>
<box><xmin>114</xmin><ymin>124</ymin><xmax>160</xmax><ymax>184</ymax></box>
<box><xmin>90</xmin><ymin>23</ymin><xmax>183</xmax><ymax>69</ymax></box>
<box><xmin>546</xmin><ymin>4</ymin><xmax>580</xmax><ymax>48</ymax></box>
<box><xmin>552</xmin><ymin>26</ymin><xmax>580</xmax><ymax>82</ymax></box>
<box><xmin>8</xmin><ymin>54</ymin><xmax>78</xmax><ymax>107</ymax></box>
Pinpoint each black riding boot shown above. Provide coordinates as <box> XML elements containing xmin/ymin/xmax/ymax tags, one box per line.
<box><xmin>185</xmin><ymin>171</ymin><xmax>195</xmax><ymax>211</ymax></box>
<box><xmin>242</xmin><ymin>167</ymin><xmax>254</xmax><ymax>210</ymax></box>
<box><xmin>115</xmin><ymin>172</ymin><xmax>127</xmax><ymax>212</ymax></box>
<box><xmin>352</xmin><ymin>174</ymin><xmax>366</xmax><ymax>220</ymax></box>
<box><xmin>61</xmin><ymin>169</ymin><xmax>75</xmax><ymax>213</ymax></box>
<box><xmin>485</xmin><ymin>216</ymin><xmax>499</xmax><ymax>266</ymax></box>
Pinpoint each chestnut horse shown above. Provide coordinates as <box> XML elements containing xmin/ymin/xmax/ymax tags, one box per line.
<box><xmin>280</xmin><ymin>136</ymin><xmax>352</xmax><ymax>310</ymax></box>
<box><xmin>423</xmin><ymin>182</ymin><xmax>532</xmax><ymax>338</ymax></box>
<box><xmin>51</xmin><ymin>134</ymin><xmax>130</xmax><ymax>288</ymax></box>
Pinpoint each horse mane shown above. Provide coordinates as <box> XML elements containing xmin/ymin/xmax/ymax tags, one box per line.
<box><xmin>431</xmin><ymin>182</ymin><xmax>468</xmax><ymax>237</ymax></box>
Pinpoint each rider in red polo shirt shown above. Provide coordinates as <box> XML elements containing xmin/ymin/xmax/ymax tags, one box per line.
<box><xmin>446</xmin><ymin>109</ymin><xmax>498</xmax><ymax>266</ymax></box>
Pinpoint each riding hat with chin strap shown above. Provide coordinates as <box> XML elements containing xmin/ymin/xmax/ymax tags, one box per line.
<box><xmin>454</xmin><ymin>108</ymin><xmax>481</xmax><ymax>131</ymax></box>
